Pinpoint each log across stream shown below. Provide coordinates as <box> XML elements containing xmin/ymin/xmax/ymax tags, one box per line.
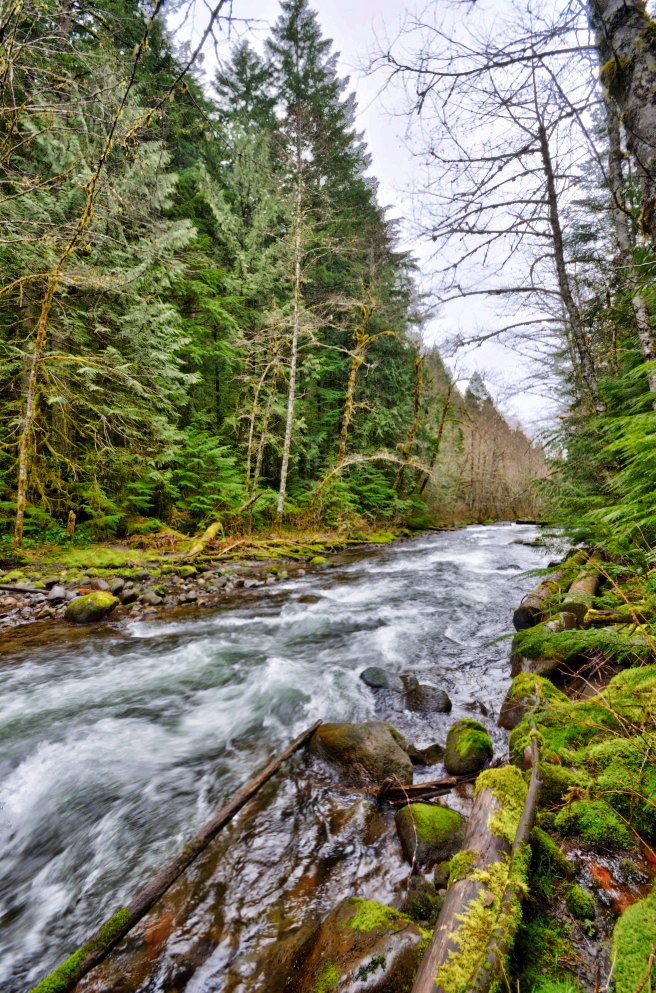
<box><xmin>0</xmin><ymin>524</ymin><xmax>553</xmax><ymax>992</ymax></box>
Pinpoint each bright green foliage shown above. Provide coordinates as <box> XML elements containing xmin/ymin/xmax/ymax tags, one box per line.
<box><xmin>313</xmin><ymin>961</ymin><xmax>340</xmax><ymax>993</ymax></box>
<box><xmin>565</xmin><ymin>885</ymin><xmax>595</xmax><ymax>921</ymax></box>
<box><xmin>475</xmin><ymin>765</ymin><xmax>528</xmax><ymax>844</ymax></box>
<box><xmin>344</xmin><ymin>898</ymin><xmax>415</xmax><ymax>933</ymax></box>
<box><xmin>612</xmin><ymin>883</ymin><xmax>656</xmax><ymax>993</ymax></box>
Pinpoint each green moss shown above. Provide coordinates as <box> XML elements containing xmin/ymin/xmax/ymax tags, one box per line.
<box><xmin>31</xmin><ymin>908</ymin><xmax>131</xmax><ymax>993</ymax></box>
<box><xmin>310</xmin><ymin>555</ymin><xmax>329</xmax><ymax>565</ymax></box>
<box><xmin>313</xmin><ymin>961</ymin><xmax>339</xmax><ymax>993</ymax></box>
<box><xmin>434</xmin><ymin>855</ymin><xmax>526</xmax><ymax>993</ymax></box>
<box><xmin>507</xmin><ymin>673</ymin><xmax>568</xmax><ymax>706</ymax></box>
<box><xmin>555</xmin><ymin>799</ymin><xmax>633</xmax><ymax>850</ymax></box>
<box><xmin>510</xmin><ymin>904</ymin><xmax>574</xmax><ymax>992</ymax></box>
<box><xmin>384</xmin><ymin>723</ymin><xmax>406</xmax><ymax>744</ymax></box>
<box><xmin>565</xmin><ymin>885</ymin><xmax>595</xmax><ymax>921</ymax></box>
<box><xmin>612</xmin><ymin>883</ymin><xmax>656</xmax><ymax>993</ymax></box>
<box><xmin>345</xmin><ymin>898</ymin><xmax>414</xmax><ymax>933</ymax></box>
<box><xmin>455</xmin><ymin>720</ymin><xmax>492</xmax><ymax>759</ymax></box>
<box><xmin>512</xmin><ymin>623</ymin><xmax>652</xmax><ymax>670</ymax></box>
<box><xmin>475</xmin><ymin>765</ymin><xmax>528</xmax><ymax>845</ymax></box>
<box><xmin>405</xmin><ymin>803</ymin><xmax>465</xmax><ymax>846</ymax></box>
<box><xmin>530</xmin><ymin>827</ymin><xmax>574</xmax><ymax>901</ymax></box>
<box><xmin>538</xmin><ymin>763</ymin><xmax>591</xmax><ymax>808</ymax></box>
<box><xmin>600</xmin><ymin>56</ymin><xmax>634</xmax><ymax>99</ymax></box>
<box><xmin>447</xmin><ymin>849</ymin><xmax>478</xmax><ymax>884</ymax></box>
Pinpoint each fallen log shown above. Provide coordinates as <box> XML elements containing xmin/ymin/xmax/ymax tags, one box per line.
<box><xmin>412</xmin><ymin>750</ymin><xmax>541</xmax><ymax>993</ymax></box>
<box><xmin>182</xmin><ymin>518</ymin><xmax>225</xmax><ymax>560</ymax></box>
<box><xmin>30</xmin><ymin>720</ymin><xmax>322</xmax><ymax>993</ymax></box>
<box><xmin>512</xmin><ymin>550</ymin><xmax>587</xmax><ymax>630</ymax></box>
<box><xmin>560</xmin><ymin>553</ymin><xmax>602</xmax><ymax>622</ymax></box>
<box><xmin>377</xmin><ymin>772</ymin><xmax>478</xmax><ymax>806</ymax></box>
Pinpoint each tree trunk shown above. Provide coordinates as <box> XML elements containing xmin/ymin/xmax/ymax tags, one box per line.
<box><xmin>537</xmin><ymin>123</ymin><xmax>604</xmax><ymax>414</ymax></box>
<box><xmin>277</xmin><ymin>130</ymin><xmax>303</xmax><ymax>523</ymax></box>
<box><xmin>393</xmin><ymin>355</ymin><xmax>423</xmax><ymax>490</ymax></box>
<box><xmin>419</xmin><ymin>382</ymin><xmax>454</xmax><ymax>496</ymax></box>
<box><xmin>338</xmin><ymin>348</ymin><xmax>366</xmax><ymax>464</ymax></box>
<box><xmin>561</xmin><ymin>552</ymin><xmax>602</xmax><ymax>622</ymax></box>
<box><xmin>605</xmin><ymin>97</ymin><xmax>656</xmax><ymax>393</ymax></box>
<box><xmin>30</xmin><ymin>721</ymin><xmax>322</xmax><ymax>993</ymax></box>
<box><xmin>252</xmin><ymin>362</ymin><xmax>279</xmax><ymax>499</ymax></box>
<box><xmin>589</xmin><ymin>0</ymin><xmax>656</xmax><ymax>243</ymax></box>
<box><xmin>512</xmin><ymin>550</ymin><xmax>587</xmax><ymax>630</ymax></box>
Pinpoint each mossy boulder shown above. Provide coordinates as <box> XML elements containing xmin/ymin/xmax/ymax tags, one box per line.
<box><xmin>400</xmin><ymin>875</ymin><xmax>441</xmax><ymax>924</ymax></box>
<box><xmin>612</xmin><ymin>883</ymin><xmax>656</xmax><ymax>993</ymax></box>
<box><xmin>443</xmin><ymin>719</ymin><xmax>493</xmax><ymax>775</ymax></box>
<box><xmin>498</xmin><ymin>673</ymin><xmax>567</xmax><ymax>730</ymax></box>
<box><xmin>250</xmin><ymin>897</ymin><xmax>428</xmax><ymax>993</ymax></box>
<box><xmin>554</xmin><ymin>798</ymin><xmax>633</xmax><ymax>851</ymax></box>
<box><xmin>65</xmin><ymin>591</ymin><xmax>119</xmax><ymax>624</ymax></box>
<box><xmin>308</xmin><ymin>721</ymin><xmax>413</xmax><ymax>786</ymax></box>
<box><xmin>565</xmin><ymin>885</ymin><xmax>595</xmax><ymax>921</ymax></box>
<box><xmin>394</xmin><ymin>802</ymin><xmax>466</xmax><ymax>868</ymax></box>
<box><xmin>310</xmin><ymin>555</ymin><xmax>329</xmax><ymax>565</ymax></box>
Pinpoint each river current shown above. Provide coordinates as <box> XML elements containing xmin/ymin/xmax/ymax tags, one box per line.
<box><xmin>0</xmin><ymin>524</ymin><xmax>552</xmax><ymax>992</ymax></box>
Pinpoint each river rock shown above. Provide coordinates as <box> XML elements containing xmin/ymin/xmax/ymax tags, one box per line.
<box><xmin>308</xmin><ymin>721</ymin><xmax>413</xmax><ymax>786</ymax></box>
<box><xmin>360</xmin><ymin>667</ymin><xmax>405</xmax><ymax>693</ymax></box>
<box><xmin>400</xmin><ymin>875</ymin><xmax>441</xmax><ymax>923</ymax></box>
<box><xmin>252</xmin><ymin>897</ymin><xmax>427</xmax><ymax>993</ymax></box>
<box><xmin>406</xmin><ymin>742</ymin><xmax>445</xmax><ymax>766</ymax></box>
<box><xmin>110</xmin><ymin>578</ymin><xmax>125</xmax><ymax>596</ymax></box>
<box><xmin>133</xmin><ymin>570</ymin><xmax>151</xmax><ymax>580</ymax></box>
<box><xmin>141</xmin><ymin>589</ymin><xmax>163</xmax><ymax>606</ymax></box>
<box><xmin>498</xmin><ymin>673</ymin><xmax>568</xmax><ymax>730</ymax></box>
<box><xmin>87</xmin><ymin>577</ymin><xmax>110</xmax><ymax>591</ymax></box>
<box><xmin>404</xmin><ymin>684</ymin><xmax>452</xmax><ymax>713</ymax></box>
<box><xmin>47</xmin><ymin>585</ymin><xmax>67</xmax><ymax>603</ymax></box>
<box><xmin>65</xmin><ymin>591</ymin><xmax>118</xmax><ymax>624</ymax></box>
<box><xmin>120</xmin><ymin>589</ymin><xmax>139</xmax><ymax>605</ymax></box>
<box><xmin>42</xmin><ymin>575</ymin><xmax>60</xmax><ymax>589</ymax></box>
<box><xmin>394</xmin><ymin>802</ymin><xmax>466</xmax><ymax>868</ymax></box>
<box><xmin>400</xmin><ymin>672</ymin><xmax>419</xmax><ymax>691</ymax></box>
<box><xmin>443</xmin><ymin>718</ymin><xmax>493</xmax><ymax>775</ymax></box>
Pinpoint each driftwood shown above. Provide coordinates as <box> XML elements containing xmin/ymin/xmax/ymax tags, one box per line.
<box><xmin>30</xmin><ymin>720</ymin><xmax>322</xmax><ymax>993</ymax></box>
<box><xmin>512</xmin><ymin>550</ymin><xmax>587</xmax><ymax>630</ymax></box>
<box><xmin>412</xmin><ymin>745</ymin><xmax>542</xmax><ymax>993</ymax></box>
<box><xmin>377</xmin><ymin>773</ymin><xmax>478</xmax><ymax>807</ymax></box>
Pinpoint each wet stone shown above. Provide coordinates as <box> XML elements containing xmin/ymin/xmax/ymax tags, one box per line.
<box><xmin>308</xmin><ymin>721</ymin><xmax>413</xmax><ymax>786</ymax></box>
<box><xmin>88</xmin><ymin>577</ymin><xmax>110</xmax><ymax>591</ymax></box>
<box><xmin>395</xmin><ymin>802</ymin><xmax>466</xmax><ymax>869</ymax></box>
<box><xmin>360</xmin><ymin>667</ymin><xmax>404</xmax><ymax>693</ymax></box>
<box><xmin>444</xmin><ymin>718</ymin><xmax>493</xmax><ymax>775</ymax></box>
<box><xmin>404</xmin><ymin>684</ymin><xmax>452</xmax><ymax>714</ymax></box>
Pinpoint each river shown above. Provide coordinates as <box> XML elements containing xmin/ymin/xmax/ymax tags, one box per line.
<box><xmin>0</xmin><ymin>523</ymin><xmax>552</xmax><ymax>992</ymax></box>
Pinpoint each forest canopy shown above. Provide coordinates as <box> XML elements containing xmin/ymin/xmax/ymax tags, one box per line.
<box><xmin>0</xmin><ymin>0</ymin><xmax>546</xmax><ymax>549</ymax></box>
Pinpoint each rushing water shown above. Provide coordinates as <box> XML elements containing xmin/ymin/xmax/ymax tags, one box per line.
<box><xmin>0</xmin><ymin>524</ymin><xmax>552</xmax><ymax>992</ymax></box>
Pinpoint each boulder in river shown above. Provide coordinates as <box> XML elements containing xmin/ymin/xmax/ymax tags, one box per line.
<box><xmin>498</xmin><ymin>672</ymin><xmax>568</xmax><ymax>730</ymax></box>
<box><xmin>253</xmin><ymin>897</ymin><xmax>428</xmax><ymax>993</ymax></box>
<box><xmin>360</xmin><ymin>666</ymin><xmax>404</xmax><ymax>693</ymax></box>
<box><xmin>400</xmin><ymin>875</ymin><xmax>442</xmax><ymax>924</ymax></box>
<box><xmin>65</xmin><ymin>591</ymin><xmax>118</xmax><ymax>624</ymax></box>
<box><xmin>110</xmin><ymin>578</ymin><xmax>125</xmax><ymax>596</ymax></box>
<box><xmin>443</xmin><ymin>718</ymin><xmax>493</xmax><ymax>775</ymax></box>
<box><xmin>141</xmin><ymin>589</ymin><xmax>163</xmax><ymax>606</ymax></box>
<box><xmin>394</xmin><ymin>802</ymin><xmax>466</xmax><ymax>868</ymax></box>
<box><xmin>404</xmin><ymin>684</ymin><xmax>452</xmax><ymax>713</ymax></box>
<box><xmin>405</xmin><ymin>742</ymin><xmax>445</xmax><ymax>766</ymax></box>
<box><xmin>308</xmin><ymin>721</ymin><xmax>413</xmax><ymax>786</ymax></box>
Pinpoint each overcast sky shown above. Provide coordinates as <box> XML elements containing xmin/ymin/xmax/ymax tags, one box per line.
<box><xmin>170</xmin><ymin>0</ymin><xmax>558</xmax><ymax>433</ymax></box>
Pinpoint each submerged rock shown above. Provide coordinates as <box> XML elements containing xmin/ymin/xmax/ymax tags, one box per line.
<box><xmin>253</xmin><ymin>897</ymin><xmax>428</xmax><ymax>993</ymax></box>
<box><xmin>443</xmin><ymin>719</ymin><xmax>493</xmax><ymax>775</ymax></box>
<box><xmin>65</xmin><ymin>591</ymin><xmax>118</xmax><ymax>624</ymax></box>
<box><xmin>308</xmin><ymin>721</ymin><xmax>413</xmax><ymax>786</ymax></box>
<box><xmin>360</xmin><ymin>667</ymin><xmax>404</xmax><ymax>693</ymax></box>
<box><xmin>394</xmin><ymin>802</ymin><xmax>466</xmax><ymax>868</ymax></box>
<box><xmin>404</xmin><ymin>684</ymin><xmax>452</xmax><ymax>713</ymax></box>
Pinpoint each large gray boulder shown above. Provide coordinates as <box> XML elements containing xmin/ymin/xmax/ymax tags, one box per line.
<box><xmin>308</xmin><ymin>721</ymin><xmax>413</xmax><ymax>786</ymax></box>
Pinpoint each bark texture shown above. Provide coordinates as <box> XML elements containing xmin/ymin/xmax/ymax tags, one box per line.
<box><xmin>589</xmin><ymin>0</ymin><xmax>656</xmax><ymax>242</ymax></box>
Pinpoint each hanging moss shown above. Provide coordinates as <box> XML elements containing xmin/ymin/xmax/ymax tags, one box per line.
<box><xmin>600</xmin><ymin>56</ymin><xmax>634</xmax><ymax>99</ymax></box>
<box><xmin>447</xmin><ymin>849</ymin><xmax>478</xmax><ymax>885</ymax></box>
<box><xmin>612</xmin><ymin>883</ymin><xmax>656</xmax><ymax>993</ymax></box>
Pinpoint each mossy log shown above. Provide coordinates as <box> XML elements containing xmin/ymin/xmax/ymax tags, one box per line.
<box><xmin>29</xmin><ymin>721</ymin><xmax>322</xmax><ymax>993</ymax></box>
<box><xmin>512</xmin><ymin>551</ymin><xmax>587</xmax><ymax>630</ymax></box>
<box><xmin>183</xmin><ymin>519</ymin><xmax>225</xmax><ymax>560</ymax></box>
<box><xmin>560</xmin><ymin>553</ymin><xmax>602</xmax><ymax>622</ymax></box>
<box><xmin>412</xmin><ymin>756</ymin><xmax>541</xmax><ymax>993</ymax></box>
